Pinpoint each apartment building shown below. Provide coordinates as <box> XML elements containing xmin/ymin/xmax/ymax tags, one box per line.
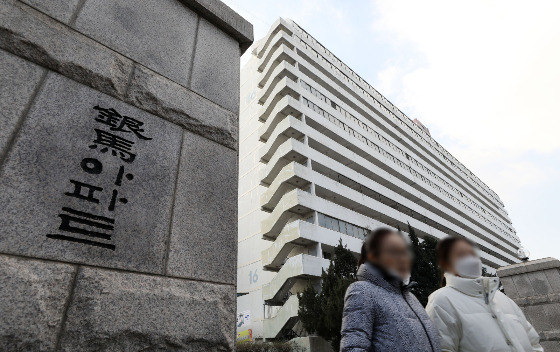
<box><xmin>237</xmin><ymin>18</ymin><xmax>521</xmax><ymax>342</ymax></box>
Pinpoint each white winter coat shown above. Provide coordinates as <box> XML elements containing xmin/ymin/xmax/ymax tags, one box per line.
<box><xmin>426</xmin><ymin>273</ymin><xmax>543</xmax><ymax>352</ymax></box>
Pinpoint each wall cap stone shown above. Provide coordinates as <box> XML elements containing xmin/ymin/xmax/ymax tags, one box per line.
<box><xmin>541</xmin><ymin>330</ymin><xmax>560</xmax><ymax>341</ymax></box>
<box><xmin>497</xmin><ymin>257</ymin><xmax>560</xmax><ymax>278</ymax></box>
<box><xmin>179</xmin><ymin>0</ymin><xmax>253</xmax><ymax>53</ymax></box>
<box><xmin>513</xmin><ymin>292</ymin><xmax>560</xmax><ymax>307</ymax></box>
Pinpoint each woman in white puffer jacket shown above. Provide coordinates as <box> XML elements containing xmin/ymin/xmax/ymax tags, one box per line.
<box><xmin>426</xmin><ymin>236</ymin><xmax>543</xmax><ymax>352</ymax></box>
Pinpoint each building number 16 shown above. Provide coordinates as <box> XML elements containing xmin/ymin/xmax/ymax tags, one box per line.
<box><xmin>249</xmin><ymin>269</ymin><xmax>258</xmax><ymax>284</ymax></box>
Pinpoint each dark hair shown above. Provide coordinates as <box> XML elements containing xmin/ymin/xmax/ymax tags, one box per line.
<box><xmin>358</xmin><ymin>227</ymin><xmax>400</xmax><ymax>266</ymax></box>
<box><xmin>436</xmin><ymin>236</ymin><xmax>476</xmax><ymax>286</ymax></box>
<box><xmin>358</xmin><ymin>242</ymin><xmax>367</xmax><ymax>267</ymax></box>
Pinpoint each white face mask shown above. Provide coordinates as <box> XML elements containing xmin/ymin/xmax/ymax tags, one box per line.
<box><xmin>454</xmin><ymin>256</ymin><xmax>482</xmax><ymax>279</ymax></box>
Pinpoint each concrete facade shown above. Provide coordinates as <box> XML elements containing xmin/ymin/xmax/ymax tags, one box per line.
<box><xmin>0</xmin><ymin>0</ymin><xmax>252</xmax><ymax>350</ymax></box>
<box><xmin>498</xmin><ymin>258</ymin><xmax>560</xmax><ymax>351</ymax></box>
<box><xmin>237</xmin><ymin>18</ymin><xmax>522</xmax><ymax>341</ymax></box>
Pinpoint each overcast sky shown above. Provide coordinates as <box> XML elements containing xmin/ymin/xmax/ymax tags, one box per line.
<box><xmin>223</xmin><ymin>0</ymin><xmax>560</xmax><ymax>261</ymax></box>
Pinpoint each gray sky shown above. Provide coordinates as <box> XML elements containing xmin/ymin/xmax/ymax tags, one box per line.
<box><xmin>224</xmin><ymin>0</ymin><xmax>560</xmax><ymax>261</ymax></box>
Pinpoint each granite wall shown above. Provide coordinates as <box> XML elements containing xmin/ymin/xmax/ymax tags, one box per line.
<box><xmin>498</xmin><ymin>257</ymin><xmax>560</xmax><ymax>351</ymax></box>
<box><xmin>0</xmin><ymin>0</ymin><xmax>252</xmax><ymax>350</ymax></box>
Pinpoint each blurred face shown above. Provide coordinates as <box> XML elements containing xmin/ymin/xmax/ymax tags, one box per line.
<box><xmin>367</xmin><ymin>232</ymin><xmax>411</xmax><ymax>279</ymax></box>
<box><xmin>446</xmin><ymin>240</ymin><xmax>478</xmax><ymax>275</ymax></box>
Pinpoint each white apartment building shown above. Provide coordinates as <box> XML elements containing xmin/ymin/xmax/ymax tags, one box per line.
<box><xmin>237</xmin><ymin>18</ymin><xmax>521</xmax><ymax>342</ymax></box>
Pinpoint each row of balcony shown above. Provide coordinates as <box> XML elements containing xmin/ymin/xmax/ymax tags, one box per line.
<box><xmin>285</xmin><ymin>19</ymin><xmax>504</xmax><ymax>207</ymax></box>
<box><xmin>254</xmin><ymin>33</ymin><xmax>510</xmax><ymax>224</ymax></box>
<box><xmin>300</xmin><ymin>79</ymin><xmax>514</xmax><ymax>233</ymax></box>
<box><xmin>253</xmin><ymin>81</ymin><xmax>519</xmax><ymax>250</ymax></box>
<box><xmin>258</xmin><ymin>156</ymin><xmax>518</xmax><ymax>264</ymax></box>
<box><xmin>300</xmin><ymin>93</ymin><xmax>517</xmax><ymax>243</ymax></box>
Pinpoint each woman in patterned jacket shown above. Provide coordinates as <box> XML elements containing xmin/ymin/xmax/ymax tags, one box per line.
<box><xmin>340</xmin><ymin>228</ymin><xmax>440</xmax><ymax>352</ymax></box>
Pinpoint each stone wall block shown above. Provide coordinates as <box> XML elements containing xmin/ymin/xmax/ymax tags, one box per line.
<box><xmin>521</xmin><ymin>304</ymin><xmax>549</xmax><ymax>333</ymax></box>
<box><xmin>500</xmin><ymin>258</ymin><xmax>560</xmax><ymax>344</ymax></box>
<box><xmin>527</xmin><ymin>270</ymin><xmax>553</xmax><ymax>295</ymax></box>
<box><xmin>540</xmin><ymin>340</ymin><xmax>560</xmax><ymax>351</ymax></box>
<box><xmin>499</xmin><ymin>276</ymin><xmax>519</xmax><ymax>299</ymax></box>
<box><xmin>511</xmin><ymin>273</ymin><xmax>537</xmax><ymax>298</ymax></box>
<box><xmin>126</xmin><ymin>65</ymin><xmax>238</xmax><ymax>150</ymax></box>
<box><xmin>20</xmin><ymin>0</ymin><xmax>81</xmax><ymax>24</ymax></box>
<box><xmin>58</xmin><ymin>267</ymin><xmax>235</xmax><ymax>351</ymax></box>
<box><xmin>0</xmin><ymin>1</ymin><xmax>134</xmax><ymax>99</ymax></box>
<box><xmin>74</xmin><ymin>0</ymin><xmax>198</xmax><ymax>87</ymax></box>
<box><xmin>190</xmin><ymin>17</ymin><xmax>241</xmax><ymax>113</ymax></box>
<box><xmin>0</xmin><ymin>255</ymin><xmax>76</xmax><ymax>351</ymax></box>
<box><xmin>166</xmin><ymin>132</ymin><xmax>238</xmax><ymax>284</ymax></box>
<box><xmin>0</xmin><ymin>49</ymin><xmax>45</xmax><ymax>157</ymax></box>
<box><xmin>0</xmin><ymin>73</ymin><xmax>182</xmax><ymax>274</ymax></box>
<box><xmin>542</xmin><ymin>301</ymin><xmax>560</xmax><ymax>332</ymax></box>
<box><xmin>543</xmin><ymin>268</ymin><xmax>560</xmax><ymax>293</ymax></box>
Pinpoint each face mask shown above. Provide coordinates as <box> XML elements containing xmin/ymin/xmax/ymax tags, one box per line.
<box><xmin>454</xmin><ymin>256</ymin><xmax>482</xmax><ymax>279</ymax></box>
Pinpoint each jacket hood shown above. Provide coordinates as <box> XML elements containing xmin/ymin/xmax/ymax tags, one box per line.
<box><xmin>444</xmin><ymin>272</ymin><xmax>500</xmax><ymax>298</ymax></box>
<box><xmin>357</xmin><ymin>262</ymin><xmax>409</xmax><ymax>292</ymax></box>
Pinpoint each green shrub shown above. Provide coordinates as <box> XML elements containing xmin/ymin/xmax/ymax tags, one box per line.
<box><xmin>298</xmin><ymin>240</ymin><xmax>357</xmax><ymax>351</ymax></box>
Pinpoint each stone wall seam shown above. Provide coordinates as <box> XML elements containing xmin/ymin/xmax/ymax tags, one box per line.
<box><xmin>163</xmin><ymin>130</ymin><xmax>186</xmax><ymax>276</ymax></box>
<box><xmin>186</xmin><ymin>15</ymin><xmax>202</xmax><ymax>89</ymax></box>
<box><xmin>15</xmin><ymin>0</ymin><xmax>77</xmax><ymax>25</ymax></box>
<box><xmin>0</xmin><ymin>68</ymin><xmax>47</xmax><ymax>169</ymax></box>
<box><xmin>0</xmin><ymin>252</ymin><xmax>237</xmax><ymax>289</ymax></box>
<box><xmin>53</xmin><ymin>265</ymin><xmax>80</xmax><ymax>351</ymax></box>
<box><xmin>67</xmin><ymin>0</ymin><xmax>87</xmax><ymax>26</ymax></box>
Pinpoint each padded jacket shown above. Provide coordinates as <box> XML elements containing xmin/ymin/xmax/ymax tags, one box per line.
<box><xmin>340</xmin><ymin>263</ymin><xmax>440</xmax><ymax>352</ymax></box>
<box><xmin>426</xmin><ymin>273</ymin><xmax>543</xmax><ymax>352</ymax></box>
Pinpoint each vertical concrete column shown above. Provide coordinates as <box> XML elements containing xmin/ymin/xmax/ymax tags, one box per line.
<box><xmin>497</xmin><ymin>257</ymin><xmax>560</xmax><ymax>351</ymax></box>
<box><xmin>0</xmin><ymin>0</ymin><xmax>252</xmax><ymax>350</ymax></box>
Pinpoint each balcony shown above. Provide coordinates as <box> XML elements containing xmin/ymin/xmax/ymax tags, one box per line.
<box><xmin>257</xmin><ymin>44</ymin><xmax>298</xmax><ymax>86</ymax></box>
<box><xmin>256</xmin><ymin>18</ymin><xmax>294</xmax><ymax>59</ymax></box>
<box><xmin>257</xmin><ymin>32</ymin><xmax>295</xmax><ymax>71</ymax></box>
<box><xmin>262</xmin><ymin>254</ymin><xmax>329</xmax><ymax>304</ymax></box>
<box><xmin>259</xmin><ymin>116</ymin><xmax>305</xmax><ymax>162</ymax></box>
<box><xmin>258</xmin><ymin>60</ymin><xmax>298</xmax><ymax>89</ymax></box>
<box><xmin>262</xmin><ymin>220</ymin><xmax>362</xmax><ymax>270</ymax></box>
<box><xmin>263</xmin><ymin>295</ymin><xmax>299</xmax><ymax>339</ymax></box>
<box><xmin>258</xmin><ymin>96</ymin><xmax>302</xmax><ymax>141</ymax></box>
<box><xmin>260</xmin><ymin>138</ymin><xmax>307</xmax><ymax>185</ymax></box>
<box><xmin>257</xmin><ymin>77</ymin><xmax>301</xmax><ymax>118</ymax></box>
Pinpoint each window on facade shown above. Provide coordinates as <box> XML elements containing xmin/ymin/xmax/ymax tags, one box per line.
<box><xmin>318</xmin><ymin>213</ymin><xmax>326</xmax><ymax>227</ymax></box>
<box><xmin>332</xmin><ymin>219</ymin><xmax>340</xmax><ymax>232</ymax></box>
